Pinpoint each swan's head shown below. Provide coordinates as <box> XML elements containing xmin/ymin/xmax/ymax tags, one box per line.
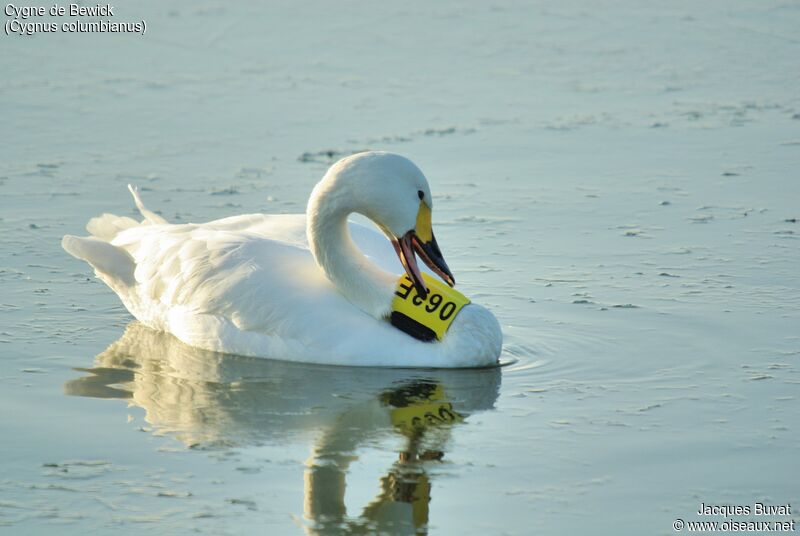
<box><xmin>313</xmin><ymin>151</ymin><xmax>455</xmax><ymax>298</ymax></box>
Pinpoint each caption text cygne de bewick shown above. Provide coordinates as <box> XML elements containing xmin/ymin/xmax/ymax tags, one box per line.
<box><xmin>4</xmin><ymin>4</ymin><xmax>146</xmax><ymax>36</ymax></box>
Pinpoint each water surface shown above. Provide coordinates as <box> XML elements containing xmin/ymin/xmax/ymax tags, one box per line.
<box><xmin>1</xmin><ymin>1</ymin><xmax>798</xmax><ymax>534</ymax></box>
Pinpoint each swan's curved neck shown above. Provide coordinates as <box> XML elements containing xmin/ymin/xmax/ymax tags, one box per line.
<box><xmin>307</xmin><ymin>183</ymin><xmax>396</xmax><ymax>319</ymax></box>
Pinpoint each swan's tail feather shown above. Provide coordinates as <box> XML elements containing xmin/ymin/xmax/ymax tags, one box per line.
<box><xmin>63</xmin><ymin>184</ymin><xmax>167</xmax><ymax>290</ymax></box>
<box><xmin>86</xmin><ymin>213</ymin><xmax>139</xmax><ymax>241</ymax></box>
<box><xmin>62</xmin><ymin>235</ymin><xmax>136</xmax><ymax>287</ymax></box>
<box><xmin>128</xmin><ymin>184</ymin><xmax>168</xmax><ymax>225</ymax></box>
<box><xmin>83</xmin><ymin>185</ymin><xmax>166</xmax><ymax>242</ymax></box>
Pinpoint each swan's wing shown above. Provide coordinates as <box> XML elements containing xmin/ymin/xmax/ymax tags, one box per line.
<box><xmin>109</xmin><ymin>215</ymin><xmax>311</xmax><ymax>322</ymax></box>
<box><xmin>109</xmin><ymin>214</ymin><xmax>405</xmax><ymax>339</ymax></box>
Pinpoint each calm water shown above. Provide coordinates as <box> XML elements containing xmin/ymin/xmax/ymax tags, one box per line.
<box><xmin>1</xmin><ymin>1</ymin><xmax>798</xmax><ymax>534</ymax></box>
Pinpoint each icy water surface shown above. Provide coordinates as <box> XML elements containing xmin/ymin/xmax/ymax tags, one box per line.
<box><xmin>1</xmin><ymin>1</ymin><xmax>799</xmax><ymax>534</ymax></box>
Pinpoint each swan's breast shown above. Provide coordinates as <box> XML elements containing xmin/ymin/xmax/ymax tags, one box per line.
<box><xmin>441</xmin><ymin>303</ymin><xmax>503</xmax><ymax>366</ymax></box>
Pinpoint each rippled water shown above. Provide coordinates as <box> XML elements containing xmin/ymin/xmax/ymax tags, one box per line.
<box><xmin>2</xmin><ymin>1</ymin><xmax>799</xmax><ymax>534</ymax></box>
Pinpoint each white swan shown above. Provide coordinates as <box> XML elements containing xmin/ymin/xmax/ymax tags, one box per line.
<box><xmin>62</xmin><ymin>151</ymin><xmax>502</xmax><ymax>367</ymax></box>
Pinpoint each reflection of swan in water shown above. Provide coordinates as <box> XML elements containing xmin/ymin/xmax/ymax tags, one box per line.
<box><xmin>65</xmin><ymin>322</ymin><xmax>501</xmax><ymax>534</ymax></box>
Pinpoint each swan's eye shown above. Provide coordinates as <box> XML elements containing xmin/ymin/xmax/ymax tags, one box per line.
<box><xmin>418</xmin><ymin>190</ymin><xmax>424</xmax><ymax>200</ymax></box>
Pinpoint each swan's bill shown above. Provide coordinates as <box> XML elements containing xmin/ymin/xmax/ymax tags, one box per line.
<box><xmin>393</xmin><ymin>224</ymin><xmax>454</xmax><ymax>301</ymax></box>
<box><xmin>412</xmin><ymin>201</ymin><xmax>455</xmax><ymax>288</ymax></box>
<box><xmin>412</xmin><ymin>231</ymin><xmax>454</xmax><ymax>287</ymax></box>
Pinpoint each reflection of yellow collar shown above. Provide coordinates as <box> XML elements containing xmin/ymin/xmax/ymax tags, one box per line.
<box><xmin>412</xmin><ymin>473</ymin><xmax>431</xmax><ymax>528</ymax></box>
<box><xmin>391</xmin><ymin>273</ymin><xmax>470</xmax><ymax>341</ymax></box>
<box><xmin>388</xmin><ymin>384</ymin><xmax>463</xmax><ymax>434</ymax></box>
